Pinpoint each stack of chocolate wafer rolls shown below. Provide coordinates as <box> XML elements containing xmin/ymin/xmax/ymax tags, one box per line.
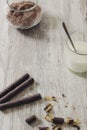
<box><xmin>0</xmin><ymin>73</ymin><xmax>42</xmax><ymax>110</ymax></box>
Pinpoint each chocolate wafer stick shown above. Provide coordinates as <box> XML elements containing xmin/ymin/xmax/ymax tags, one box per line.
<box><xmin>0</xmin><ymin>93</ymin><xmax>42</xmax><ymax>110</ymax></box>
<box><xmin>25</xmin><ymin>115</ymin><xmax>37</xmax><ymax>125</ymax></box>
<box><xmin>0</xmin><ymin>73</ymin><xmax>29</xmax><ymax>98</ymax></box>
<box><xmin>0</xmin><ymin>78</ymin><xmax>34</xmax><ymax>103</ymax></box>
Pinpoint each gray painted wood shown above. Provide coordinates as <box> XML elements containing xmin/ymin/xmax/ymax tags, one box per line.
<box><xmin>0</xmin><ymin>0</ymin><xmax>87</xmax><ymax>129</ymax></box>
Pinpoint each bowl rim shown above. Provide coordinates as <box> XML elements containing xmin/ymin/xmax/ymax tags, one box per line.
<box><xmin>6</xmin><ymin>0</ymin><xmax>38</xmax><ymax>12</ymax></box>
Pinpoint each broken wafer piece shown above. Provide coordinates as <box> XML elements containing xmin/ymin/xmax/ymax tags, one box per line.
<box><xmin>45</xmin><ymin>113</ymin><xmax>53</xmax><ymax>122</ymax></box>
<box><xmin>52</xmin><ymin>126</ymin><xmax>62</xmax><ymax>130</ymax></box>
<box><xmin>44</xmin><ymin>104</ymin><xmax>53</xmax><ymax>113</ymax></box>
<box><xmin>25</xmin><ymin>115</ymin><xmax>37</xmax><ymax>125</ymax></box>
<box><xmin>44</xmin><ymin>96</ymin><xmax>57</xmax><ymax>101</ymax></box>
<box><xmin>52</xmin><ymin>117</ymin><xmax>64</xmax><ymax>125</ymax></box>
<box><xmin>65</xmin><ymin>118</ymin><xmax>80</xmax><ymax>130</ymax></box>
<box><xmin>39</xmin><ymin>127</ymin><xmax>50</xmax><ymax>130</ymax></box>
<box><xmin>65</xmin><ymin>118</ymin><xmax>80</xmax><ymax>125</ymax></box>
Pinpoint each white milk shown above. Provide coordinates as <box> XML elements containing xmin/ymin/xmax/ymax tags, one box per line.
<box><xmin>66</xmin><ymin>41</ymin><xmax>87</xmax><ymax>73</ymax></box>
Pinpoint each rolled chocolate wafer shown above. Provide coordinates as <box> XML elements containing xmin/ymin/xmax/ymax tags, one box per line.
<box><xmin>25</xmin><ymin>115</ymin><xmax>37</xmax><ymax>125</ymax></box>
<box><xmin>0</xmin><ymin>73</ymin><xmax>29</xmax><ymax>98</ymax></box>
<box><xmin>39</xmin><ymin>127</ymin><xmax>50</xmax><ymax>130</ymax></box>
<box><xmin>0</xmin><ymin>78</ymin><xmax>34</xmax><ymax>103</ymax></box>
<box><xmin>52</xmin><ymin>117</ymin><xmax>64</xmax><ymax>125</ymax></box>
<box><xmin>0</xmin><ymin>93</ymin><xmax>42</xmax><ymax>110</ymax></box>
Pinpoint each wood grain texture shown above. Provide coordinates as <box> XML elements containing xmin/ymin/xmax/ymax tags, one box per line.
<box><xmin>0</xmin><ymin>0</ymin><xmax>87</xmax><ymax>130</ymax></box>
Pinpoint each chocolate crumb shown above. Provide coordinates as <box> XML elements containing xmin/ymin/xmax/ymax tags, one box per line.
<box><xmin>73</xmin><ymin>107</ymin><xmax>75</xmax><ymax>110</ymax></box>
<box><xmin>72</xmin><ymin>106</ymin><xmax>75</xmax><ymax>110</ymax></box>
<box><xmin>65</xmin><ymin>105</ymin><xmax>68</xmax><ymax>108</ymax></box>
<box><xmin>62</xmin><ymin>94</ymin><xmax>66</xmax><ymax>98</ymax></box>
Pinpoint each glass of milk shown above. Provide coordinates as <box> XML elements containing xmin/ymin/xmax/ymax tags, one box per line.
<box><xmin>66</xmin><ymin>31</ymin><xmax>87</xmax><ymax>73</ymax></box>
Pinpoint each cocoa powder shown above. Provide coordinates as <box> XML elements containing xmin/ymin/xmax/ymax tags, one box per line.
<box><xmin>7</xmin><ymin>1</ymin><xmax>41</xmax><ymax>29</ymax></box>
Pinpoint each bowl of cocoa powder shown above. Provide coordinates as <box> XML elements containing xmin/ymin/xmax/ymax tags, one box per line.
<box><xmin>5</xmin><ymin>0</ymin><xmax>42</xmax><ymax>29</ymax></box>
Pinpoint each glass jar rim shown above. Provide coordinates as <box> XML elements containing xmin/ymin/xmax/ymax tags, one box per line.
<box><xmin>67</xmin><ymin>41</ymin><xmax>87</xmax><ymax>56</ymax></box>
<box><xmin>6</xmin><ymin>0</ymin><xmax>38</xmax><ymax>12</ymax></box>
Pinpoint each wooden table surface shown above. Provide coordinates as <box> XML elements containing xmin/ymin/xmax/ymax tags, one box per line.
<box><xmin>0</xmin><ymin>0</ymin><xmax>87</xmax><ymax>130</ymax></box>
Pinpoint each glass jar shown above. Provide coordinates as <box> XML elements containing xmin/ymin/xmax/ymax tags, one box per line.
<box><xmin>66</xmin><ymin>31</ymin><xmax>87</xmax><ymax>73</ymax></box>
<box><xmin>5</xmin><ymin>0</ymin><xmax>42</xmax><ymax>29</ymax></box>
